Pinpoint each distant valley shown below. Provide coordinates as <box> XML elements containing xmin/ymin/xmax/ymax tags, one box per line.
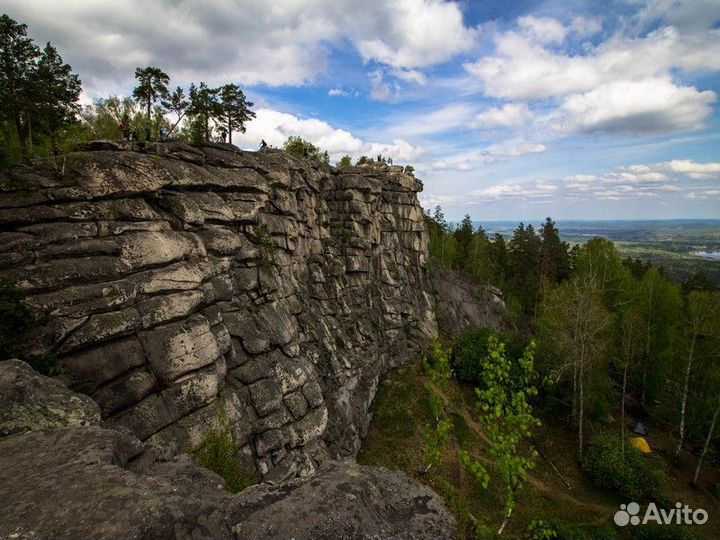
<box><xmin>474</xmin><ymin>219</ymin><xmax>720</xmax><ymax>285</ymax></box>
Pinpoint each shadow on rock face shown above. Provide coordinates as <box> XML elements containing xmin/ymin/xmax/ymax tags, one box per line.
<box><xmin>0</xmin><ymin>360</ymin><xmax>454</xmax><ymax>540</ymax></box>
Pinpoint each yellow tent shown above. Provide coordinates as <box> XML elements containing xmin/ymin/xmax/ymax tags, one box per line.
<box><xmin>630</xmin><ymin>436</ymin><xmax>652</xmax><ymax>454</ymax></box>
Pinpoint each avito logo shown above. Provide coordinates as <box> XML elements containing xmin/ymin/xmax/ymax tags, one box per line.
<box><xmin>614</xmin><ymin>502</ymin><xmax>708</xmax><ymax>527</ymax></box>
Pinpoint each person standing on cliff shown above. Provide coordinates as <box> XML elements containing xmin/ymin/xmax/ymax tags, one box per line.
<box><xmin>259</xmin><ymin>139</ymin><xmax>268</xmax><ymax>152</ymax></box>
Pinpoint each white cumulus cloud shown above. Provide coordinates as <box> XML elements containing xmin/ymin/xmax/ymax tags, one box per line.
<box><xmin>233</xmin><ymin>107</ymin><xmax>424</xmax><ymax>162</ymax></box>
<box><xmin>557</xmin><ymin>77</ymin><xmax>716</xmax><ymax>134</ymax></box>
<box><xmin>472</xmin><ymin>103</ymin><xmax>534</xmax><ymax>129</ymax></box>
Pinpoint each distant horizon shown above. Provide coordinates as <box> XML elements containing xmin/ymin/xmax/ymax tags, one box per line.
<box><xmin>439</xmin><ymin>216</ymin><xmax>720</xmax><ymax>225</ymax></box>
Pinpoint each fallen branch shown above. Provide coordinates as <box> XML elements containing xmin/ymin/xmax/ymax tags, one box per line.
<box><xmin>533</xmin><ymin>442</ymin><xmax>571</xmax><ymax>490</ymax></box>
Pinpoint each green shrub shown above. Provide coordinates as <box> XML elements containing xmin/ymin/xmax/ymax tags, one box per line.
<box><xmin>450</xmin><ymin>327</ymin><xmax>523</xmax><ymax>385</ymax></box>
<box><xmin>582</xmin><ymin>434</ymin><xmax>669</xmax><ymax>502</ymax></box>
<box><xmin>283</xmin><ymin>136</ymin><xmax>329</xmax><ymax>164</ymax></box>
<box><xmin>194</xmin><ymin>421</ymin><xmax>254</xmax><ymax>494</ymax></box>
<box><xmin>422</xmin><ymin>337</ymin><xmax>451</xmax><ymax>385</ymax></box>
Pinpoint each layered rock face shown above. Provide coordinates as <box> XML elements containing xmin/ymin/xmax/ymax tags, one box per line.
<box><xmin>0</xmin><ymin>142</ymin><xmax>436</xmax><ymax>482</ymax></box>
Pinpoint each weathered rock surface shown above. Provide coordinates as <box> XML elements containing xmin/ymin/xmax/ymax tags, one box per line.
<box><xmin>0</xmin><ymin>364</ymin><xmax>454</xmax><ymax>540</ymax></box>
<box><xmin>0</xmin><ymin>359</ymin><xmax>101</xmax><ymax>436</ymax></box>
<box><xmin>432</xmin><ymin>267</ymin><xmax>505</xmax><ymax>337</ymax></box>
<box><xmin>0</xmin><ymin>142</ymin><xmax>442</xmax><ymax>481</ymax></box>
<box><xmin>229</xmin><ymin>460</ymin><xmax>456</xmax><ymax>540</ymax></box>
<box><xmin>0</xmin><ymin>425</ymin><xmax>232</xmax><ymax>540</ymax></box>
<box><xmin>0</xmin><ymin>426</ymin><xmax>454</xmax><ymax>540</ymax></box>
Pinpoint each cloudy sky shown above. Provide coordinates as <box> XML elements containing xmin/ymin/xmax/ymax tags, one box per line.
<box><xmin>5</xmin><ymin>0</ymin><xmax>720</xmax><ymax>220</ymax></box>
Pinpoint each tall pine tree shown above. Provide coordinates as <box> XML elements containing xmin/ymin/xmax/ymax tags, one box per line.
<box><xmin>215</xmin><ymin>83</ymin><xmax>255</xmax><ymax>144</ymax></box>
<box><xmin>132</xmin><ymin>66</ymin><xmax>170</xmax><ymax>130</ymax></box>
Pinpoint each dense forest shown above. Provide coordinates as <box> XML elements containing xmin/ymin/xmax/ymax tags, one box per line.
<box><xmin>411</xmin><ymin>208</ymin><xmax>720</xmax><ymax>535</ymax></box>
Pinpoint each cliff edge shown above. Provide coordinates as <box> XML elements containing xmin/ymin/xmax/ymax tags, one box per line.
<box><xmin>0</xmin><ymin>141</ymin><xmax>437</xmax><ymax>482</ymax></box>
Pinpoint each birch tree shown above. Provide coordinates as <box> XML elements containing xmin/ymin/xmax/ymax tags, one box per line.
<box><xmin>538</xmin><ymin>274</ymin><xmax>612</xmax><ymax>460</ymax></box>
<box><xmin>674</xmin><ymin>291</ymin><xmax>720</xmax><ymax>460</ymax></box>
<box><xmin>459</xmin><ymin>338</ymin><xmax>540</xmax><ymax>535</ymax></box>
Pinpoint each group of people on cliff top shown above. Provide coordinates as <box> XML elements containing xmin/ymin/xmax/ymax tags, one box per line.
<box><xmin>117</xmin><ymin>114</ymin><xmax>268</xmax><ymax>151</ymax></box>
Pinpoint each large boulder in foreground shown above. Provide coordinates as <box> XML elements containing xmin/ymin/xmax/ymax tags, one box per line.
<box><xmin>0</xmin><ymin>426</ymin><xmax>231</xmax><ymax>539</ymax></box>
<box><xmin>0</xmin><ymin>428</ymin><xmax>454</xmax><ymax>540</ymax></box>
<box><xmin>0</xmin><ymin>360</ymin><xmax>455</xmax><ymax>540</ymax></box>
<box><xmin>0</xmin><ymin>359</ymin><xmax>100</xmax><ymax>436</ymax></box>
<box><xmin>229</xmin><ymin>460</ymin><xmax>456</xmax><ymax>540</ymax></box>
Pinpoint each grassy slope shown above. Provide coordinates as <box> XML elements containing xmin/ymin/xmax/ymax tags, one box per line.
<box><xmin>358</xmin><ymin>362</ymin><xmax>720</xmax><ymax>539</ymax></box>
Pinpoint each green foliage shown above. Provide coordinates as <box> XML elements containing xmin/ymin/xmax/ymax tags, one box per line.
<box><xmin>215</xmin><ymin>83</ymin><xmax>255</xmax><ymax>144</ymax></box>
<box><xmin>459</xmin><ymin>448</ymin><xmax>491</xmax><ymax>488</ymax></box>
<box><xmin>536</xmin><ymin>274</ymin><xmax>613</xmax><ymax>457</ymax></box>
<box><xmin>356</xmin><ymin>155</ymin><xmax>372</xmax><ymax>165</ymax></box>
<box><xmin>451</xmin><ymin>327</ymin><xmax>523</xmax><ymax>386</ymax></box>
<box><xmin>161</xmin><ymin>86</ymin><xmax>189</xmax><ymax>136</ymax></box>
<box><xmin>424</xmin><ymin>418</ymin><xmax>452</xmax><ymax>471</ymax></box>
<box><xmin>453</xmin><ymin>214</ymin><xmax>474</xmax><ymax>270</ymax></box>
<box><xmin>426</xmin><ymin>205</ymin><xmax>459</xmax><ymax>268</ymax></box>
<box><xmin>186</xmin><ymin>82</ymin><xmax>221</xmax><ymax>144</ymax></box>
<box><xmin>461</xmin><ymin>337</ymin><xmax>541</xmax><ymax>526</ymax></box>
<box><xmin>371</xmin><ymin>379</ymin><xmax>416</xmax><ymax>437</ymax></box>
<box><xmin>421</xmin><ymin>337</ymin><xmax>453</xmax><ymax>471</ymax></box>
<box><xmin>132</xmin><ymin>66</ymin><xmax>170</xmax><ymax>127</ymax></box>
<box><xmin>193</xmin><ymin>416</ymin><xmax>254</xmax><ymax>494</ymax></box>
<box><xmin>574</xmin><ymin>237</ymin><xmax>632</xmax><ymax>308</ymax></box>
<box><xmin>582</xmin><ymin>434</ymin><xmax>669</xmax><ymax>502</ymax></box>
<box><xmin>283</xmin><ymin>136</ymin><xmax>329</xmax><ymax>164</ymax></box>
<box><xmin>337</xmin><ymin>155</ymin><xmax>352</xmax><ymax>167</ymax></box>
<box><xmin>507</xmin><ymin>222</ymin><xmax>543</xmax><ymax>315</ymax></box>
<box><xmin>81</xmin><ymin>96</ymin><xmax>162</xmax><ymax>141</ymax></box>
<box><xmin>422</xmin><ymin>337</ymin><xmax>452</xmax><ymax>386</ymax></box>
<box><xmin>0</xmin><ymin>14</ymin><xmax>82</xmax><ymax>164</ymax></box>
<box><xmin>682</xmin><ymin>270</ymin><xmax>717</xmax><ymax>294</ymax></box>
<box><xmin>633</xmin><ymin>268</ymin><xmax>682</xmax><ymax>404</ymax></box>
<box><xmin>0</xmin><ymin>278</ymin><xmax>32</xmax><ymax>360</ymax></box>
<box><xmin>250</xmin><ymin>223</ymin><xmax>276</xmax><ymax>267</ymax></box>
<box><xmin>539</xmin><ymin>217</ymin><xmax>571</xmax><ymax>284</ymax></box>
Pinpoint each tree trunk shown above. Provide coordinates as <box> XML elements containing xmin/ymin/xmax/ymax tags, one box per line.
<box><xmin>674</xmin><ymin>333</ymin><xmax>696</xmax><ymax>460</ymax></box>
<box><xmin>641</xmin><ymin>277</ymin><xmax>656</xmax><ymax>406</ymax></box>
<box><xmin>578</xmin><ymin>367</ymin><xmax>584</xmax><ymax>461</ymax></box>
<box><xmin>14</xmin><ymin>113</ymin><xmax>28</xmax><ymax>162</ymax></box>
<box><xmin>497</xmin><ymin>506</ymin><xmax>513</xmax><ymax>535</ymax></box>
<box><xmin>621</xmin><ymin>363</ymin><xmax>628</xmax><ymax>459</ymax></box>
<box><xmin>572</xmin><ymin>360</ymin><xmax>577</xmax><ymax>419</ymax></box>
<box><xmin>167</xmin><ymin>112</ymin><xmax>186</xmax><ymax>136</ymax></box>
<box><xmin>27</xmin><ymin>116</ymin><xmax>33</xmax><ymax>157</ymax></box>
<box><xmin>227</xmin><ymin>117</ymin><xmax>232</xmax><ymax>144</ymax></box>
<box><xmin>693</xmin><ymin>403</ymin><xmax>720</xmax><ymax>486</ymax></box>
<box><xmin>147</xmin><ymin>100</ymin><xmax>152</xmax><ymax>129</ymax></box>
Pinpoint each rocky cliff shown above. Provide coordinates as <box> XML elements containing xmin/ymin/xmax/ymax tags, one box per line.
<box><xmin>0</xmin><ymin>141</ymin><xmax>438</xmax><ymax>483</ymax></box>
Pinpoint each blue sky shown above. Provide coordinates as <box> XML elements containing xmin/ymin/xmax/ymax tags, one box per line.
<box><xmin>5</xmin><ymin>0</ymin><xmax>720</xmax><ymax>220</ymax></box>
